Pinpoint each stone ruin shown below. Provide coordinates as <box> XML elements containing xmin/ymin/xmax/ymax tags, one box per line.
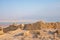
<box><xmin>0</xmin><ymin>21</ymin><xmax>60</xmax><ymax>34</ymax></box>
<box><xmin>0</xmin><ymin>21</ymin><xmax>60</xmax><ymax>40</ymax></box>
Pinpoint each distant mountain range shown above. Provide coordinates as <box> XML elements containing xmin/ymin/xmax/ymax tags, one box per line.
<box><xmin>0</xmin><ymin>20</ymin><xmax>39</xmax><ymax>22</ymax></box>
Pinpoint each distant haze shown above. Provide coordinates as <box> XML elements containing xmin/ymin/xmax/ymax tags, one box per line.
<box><xmin>0</xmin><ymin>0</ymin><xmax>60</xmax><ymax>22</ymax></box>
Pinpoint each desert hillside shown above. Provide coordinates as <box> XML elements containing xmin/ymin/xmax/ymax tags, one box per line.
<box><xmin>0</xmin><ymin>21</ymin><xmax>60</xmax><ymax>40</ymax></box>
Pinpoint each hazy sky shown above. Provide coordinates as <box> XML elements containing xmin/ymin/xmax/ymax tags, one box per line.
<box><xmin>0</xmin><ymin>0</ymin><xmax>60</xmax><ymax>22</ymax></box>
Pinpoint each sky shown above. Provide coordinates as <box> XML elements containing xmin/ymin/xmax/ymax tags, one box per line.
<box><xmin>0</xmin><ymin>0</ymin><xmax>60</xmax><ymax>22</ymax></box>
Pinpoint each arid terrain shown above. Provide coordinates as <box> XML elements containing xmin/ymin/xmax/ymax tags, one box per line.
<box><xmin>0</xmin><ymin>21</ymin><xmax>60</xmax><ymax>40</ymax></box>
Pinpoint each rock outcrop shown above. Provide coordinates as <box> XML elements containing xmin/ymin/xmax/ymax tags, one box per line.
<box><xmin>0</xmin><ymin>21</ymin><xmax>60</xmax><ymax>40</ymax></box>
<box><xmin>0</xmin><ymin>21</ymin><xmax>60</xmax><ymax>34</ymax></box>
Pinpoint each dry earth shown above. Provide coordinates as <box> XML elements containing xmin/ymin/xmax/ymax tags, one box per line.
<box><xmin>0</xmin><ymin>21</ymin><xmax>60</xmax><ymax>40</ymax></box>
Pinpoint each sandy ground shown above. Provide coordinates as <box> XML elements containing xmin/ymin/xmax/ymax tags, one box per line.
<box><xmin>0</xmin><ymin>29</ymin><xmax>60</xmax><ymax>40</ymax></box>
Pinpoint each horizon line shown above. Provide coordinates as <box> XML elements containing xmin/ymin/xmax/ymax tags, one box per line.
<box><xmin>0</xmin><ymin>20</ymin><xmax>39</xmax><ymax>22</ymax></box>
